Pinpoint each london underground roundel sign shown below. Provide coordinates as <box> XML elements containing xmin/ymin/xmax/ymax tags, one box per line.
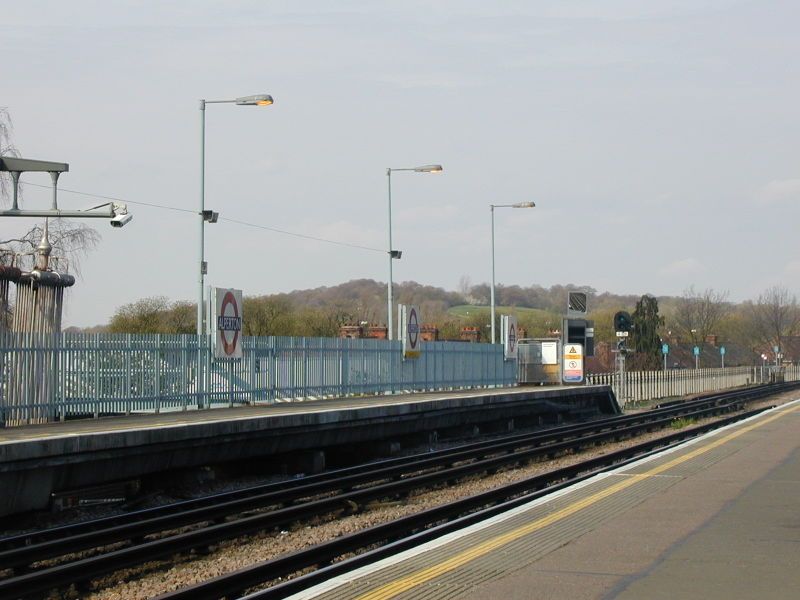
<box><xmin>408</xmin><ymin>307</ymin><xmax>419</xmax><ymax>349</ymax></box>
<box><xmin>213</xmin><ymin>287</ymin><xmax>243</xmax><ymax>360</ymax></box>
<box><xmin>403</xmin><ymin>305</ymin><xmax>422</xmax><ymax>359</ymax></box>
<box><xmin>504</xmin><ymin>315</ymin><xmax>519</xmax><ymax>360</ymax></box>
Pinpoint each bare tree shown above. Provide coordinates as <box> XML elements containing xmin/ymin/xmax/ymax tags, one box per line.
<box><xmin>745</xmin><ymin>285</ymin><xmax>800</xmax><ymax>354</ymax></box>
<box><xmin>672</xmin><ymin>286</ymin><xmax>731</xmax><ymax>346</ymax></box>
<box><xmin>0</xmin><ymin>108</ymin><xmax>100</xmax><ymax>274</ymax></box>
<box><xmin>0</xmin><ymin>220</ymin><xmax>99</xmax><ymax>274</ymax></box>
<box><xmin>0</xmin><ymin>106</ymin><xmax>22</xmax><ymax>203</ymax></box>
<box><xmin>457</xmin><ymin>274</ymin><xmax>472</xmax><ymax>301</ymax></box>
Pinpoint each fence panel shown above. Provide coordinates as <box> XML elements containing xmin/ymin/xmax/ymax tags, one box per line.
<box><xmin>0</xmin><ymin>332</ymin><xmax>517</xmax><ymax>427</ymax></box>
<box><xmin>587</xmin><ymin>364</ymin><xmax>784</xmax><ymax>407</ymax></box>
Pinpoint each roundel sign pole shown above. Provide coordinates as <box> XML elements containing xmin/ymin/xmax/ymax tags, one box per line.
<box><xmin>213</xmin><ymin>287</ymin><xmax>243</xmax><ymax>360</ymax></box>
<box><xmin>403</xmin><ymin>305</ymin><xmax>422</xmax><ymax>359</ymax></box>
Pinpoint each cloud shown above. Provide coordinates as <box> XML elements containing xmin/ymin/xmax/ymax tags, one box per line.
<box><xmin>659</xmin><ymin>257</ymin><xmax>704</xmax><ymax>277</ymax></box>
<box><xmin>781</xmin><ymin>259</ymin><xmax>800</xmax><ymax>280</ymax></box>
<box><xmin>396</xmin><ymin>204</ymin><xmax>460</xmax><ymax>224</ymax></box>
<box><xmin>311</xmin><ymin>219</ymin><xmax>384</xmax><ymax>251</ymax></box>
<box><xmin>376</xmin><ymin>73</ymin><xmax>482</xmax><ymax>90</ymax></box>
<box><xmin>756</xmin><ymin>179</ymin><xmax>800</xmax><ymax>204</ymax></box>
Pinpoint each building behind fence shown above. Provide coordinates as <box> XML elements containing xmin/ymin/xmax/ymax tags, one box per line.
<box><xmin>0</xmin><ymin>332</ymin><xmax>517</xmax><ymax>427</ymax></box>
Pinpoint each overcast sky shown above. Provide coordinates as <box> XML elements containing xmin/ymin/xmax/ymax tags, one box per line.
<box><xmin>2</xmin><ymin>0</ymin><xmax>799</xmax><ymax>327</ymax></box>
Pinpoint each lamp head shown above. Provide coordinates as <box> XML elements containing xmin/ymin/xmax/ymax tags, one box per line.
<box><xmin>413</xmin><ymin>164</ymin><xmax>443</xmax><ymax>173</ymax></box>
<box><xmin>512</xmin><ymin>202</ymin><xmax>536</xmax><ymax>208</ymax></box>
<box><xmin>236</xmin><ymin>94</ymin><xmax>274</xmax><ymax>106</ymax></box>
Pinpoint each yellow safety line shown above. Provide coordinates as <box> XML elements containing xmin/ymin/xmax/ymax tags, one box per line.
<box><xmin>356</xmin><ymin>405</ymin><xmax>800</xmax><ymax>600</ymax></box>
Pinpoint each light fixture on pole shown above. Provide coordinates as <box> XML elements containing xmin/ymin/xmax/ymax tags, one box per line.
<box><xmin>490</xmin><ymin>201</ymin><xmax>535</xmax><ymax>344</ymax></box>
<box><xmin>385</xmin><ymin>164</ymin><xmax>443</xmax><ymax>341</ymax></box>
<box><xmin>198</xmin><ymin>93</ymin><xmax>273</xmax><ymax>336</ymax></box>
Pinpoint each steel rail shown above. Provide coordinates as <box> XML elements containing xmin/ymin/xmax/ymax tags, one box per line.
<box><xmin>2</xmin><ymin>380</ymin><xmax>773</xmax><ymax>555</ymax></box>
<box><xmin>156</xmin><ymin>406</ymin><xmax>774</xmax><ymax>600</ymax></box>
<box><xmin>2</xmin><ymin>386</ymin><xmax>728</xmax><ymax>552</ymax></box>
<box><xmin>0</xmin><ymin>384</ymin><xmax>768</xmax><ymax>568</ymax></box>
<box><xmin>0</xmin><ymin>389</ymin><xmax>783</xmax><ymax>599</ymax></box>
<box><xmin>0</xmin><ymin>403</ymin><xmax>628</xmax><ymax>551</ymax></box>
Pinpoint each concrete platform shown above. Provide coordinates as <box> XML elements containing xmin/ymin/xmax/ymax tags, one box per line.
<box><xmin>290</xmin><ymin>396</ymin><xmax>800</xmax><ymax>600</ymax></box>
<box><xmin>0</xmin><ymin>385</ymin><xmax>617</xmax><ymax>517</ymax></box>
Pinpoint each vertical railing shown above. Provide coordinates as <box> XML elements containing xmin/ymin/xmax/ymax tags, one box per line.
<box><xmin>587</xmin><ymin>364</ymin><xmax>781</xmax><ymax>407</ymax></box>
<box><xmin>0</xmin><ymin>332</ymin><xmax>518</xmax><ymax>427</ymax></box>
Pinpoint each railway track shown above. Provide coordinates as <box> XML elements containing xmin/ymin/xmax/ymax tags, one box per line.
<box><xmin>0</xmin><ymin>382</ymin><xmax>795</xmax><ymax>599</ymax></box>
<box><xmin>157</xmin><ymin>406</ymin><xmax>772</xmax><ymax>600</ymax></box>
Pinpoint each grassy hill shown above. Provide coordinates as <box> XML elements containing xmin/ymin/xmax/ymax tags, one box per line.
<box><xmin>447</xmin><ymin>305</ymin><xmax>555</xmax><ymax>320</ymax></box>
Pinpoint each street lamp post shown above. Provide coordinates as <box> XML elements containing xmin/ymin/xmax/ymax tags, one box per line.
<box><xmin>198</xmin><ymin>94</ymin><xmax>273</xmax><ymax>335</ymax></box>
<box><xmin>490</xmin><ymin>202</ymin><xmax>535</xmax><ymax>344</ymax></box>
<box><xmin>385</xmin><ymin>164</ymin><xmax>442</xmax><ymax>340</ymax></box>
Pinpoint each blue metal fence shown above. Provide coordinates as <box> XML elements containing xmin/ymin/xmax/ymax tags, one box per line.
<box><xmin>0</xmin><ymin>332</ymin><xmax>517</xmax><ymax>427</ymax></box>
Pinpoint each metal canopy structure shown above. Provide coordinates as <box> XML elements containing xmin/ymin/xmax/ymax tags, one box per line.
<box><xmin>0</xmin><ymin>155</ymin><xmax>130</xmax><ymax>224</ymax></box>
<box><xmin>0</xmin><ymin>157</ymin><xmax>69</xmax><ymax>173</ymax></box>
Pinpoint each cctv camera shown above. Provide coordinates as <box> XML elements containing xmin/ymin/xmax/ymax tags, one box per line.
<box><xmin>202</xmin><ymin>210</ymin><xmax>219</xmax><ymax>223</ymax></box>
<box><xmin>110</xmin><ymin>213</ymin><xmax>133</xmax><ymax>228</ymax></box>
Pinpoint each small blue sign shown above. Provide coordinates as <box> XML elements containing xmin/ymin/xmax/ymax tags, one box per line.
<box><xmin>693</xmin><ymin>346</ymin><xmax>700</xmax><ymax>356</ymax></box>
<box><xmin>720</xmin><ymin>346</ymin><xmax>726</xmax><ymax>356</ymax></box>
<box><xmin>662</xmin><ymin>343</ymin><xmax>669</xmax><ymax>355</ymax></box>
<box><xmin>773</xmin><ymin>345</ymin><xmax>779</xmax><ymax>353</ymax></box>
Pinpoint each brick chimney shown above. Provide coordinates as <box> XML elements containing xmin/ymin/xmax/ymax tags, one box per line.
<box><xmin>365</xmin><ymin>325</ymin><xmax>388</xmax><ymax>340</ymax></box>
<box><xmin>460</xmin><ymin>326</ymin><xmax>481</xmax><ymax>343</ymax></box>
<box><xmin>339</xmin><ymin>324</ymin><xmax>363</xmax><ymax>339</ymax></box>
<box><xmin>420</xmin><ymin>324</ymin><xmax>439</xmax><ymax>342</ymax></box>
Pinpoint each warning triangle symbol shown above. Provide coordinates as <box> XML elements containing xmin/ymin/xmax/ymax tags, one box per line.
<box><xmin>569</xmin><ymin>346</ymin><xmax>577</xmax><ymax>353</ymax></box>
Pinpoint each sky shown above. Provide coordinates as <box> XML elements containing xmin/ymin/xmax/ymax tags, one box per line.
<box><xmin>1</xmin><ymin>0</ymin><xmax>799</xmax><ymax>327</ymax></box>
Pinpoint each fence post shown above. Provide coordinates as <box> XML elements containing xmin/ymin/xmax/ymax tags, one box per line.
<box><xmin>125</xmin><ymin>334</ymin><xmax>132</xmax><ymax>415</ymax></box>
<box><xmin>93</xmin><ymin>333</ymin><xmax>100</xmax><ymax>419</ymax></box>
<box><xmin>155</xmin><ymin>334</ymin><xmax>162</xmax><ymax>414</ymax></box>
<box><xmin>228</xmin><ymin>359</ymin><xmax>234</xmax><ymax>408</ymax></box>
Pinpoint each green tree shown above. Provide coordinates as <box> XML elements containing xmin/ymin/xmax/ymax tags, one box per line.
<box><xmin>108</xmin><ymin>296</ymin><xmax>195</xmax><ymax>334</ymax></box>
<box><xmin>631</xmin><ymin>294</ymin><xmax>665</xmax><ymax>370</ymax></box>
<box><xmin>242</xmin><ymin>296</ymin><xmax>295</xmax><ymax>336</ymax></box>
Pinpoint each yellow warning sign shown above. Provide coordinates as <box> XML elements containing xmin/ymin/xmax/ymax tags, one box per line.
<box><xmin>563</xmin><ymin>343</ymin><xmax>584</xmax><ymax>383</ymax></box>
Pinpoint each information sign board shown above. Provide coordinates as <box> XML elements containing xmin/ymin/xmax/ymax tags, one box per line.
<box><xmin>563</xmin><ymin>343</ymin><xmax>584</xmax><ymax>383</ymax></box>
<box><xmin>662</xmin><ymin>343</ymin><xmax>669</xmax><ymax>355</ymax></box>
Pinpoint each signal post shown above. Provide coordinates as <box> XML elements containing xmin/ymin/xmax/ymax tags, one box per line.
<box><xmin>613</xmin><ymin>311</ymin><xmax>632</xmax><ymax>404</ymax></box>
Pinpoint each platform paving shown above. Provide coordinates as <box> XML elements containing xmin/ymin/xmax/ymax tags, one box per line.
<box><xmin>0</xmin><ymin>387</ymin><xmax>581</xmax><ymax>442</ymax></box>
<box><xmin>289</xmin><ymin>397</ymin><xmax>800</xmax><ymax>600</ymax></box>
